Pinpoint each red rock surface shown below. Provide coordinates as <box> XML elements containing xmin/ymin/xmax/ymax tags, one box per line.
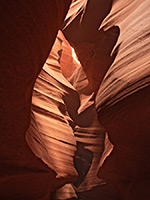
<box><xmin>1</xmin><ymin>0</ymin><xmax>150</xmax><ymax>199</ymax></box>
<box><xmin>0</xmin><ymin>1</ymin><xmax>71</xmax><ymax>199</ymax></box>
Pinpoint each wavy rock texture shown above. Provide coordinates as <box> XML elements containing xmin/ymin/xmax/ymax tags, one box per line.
<box><xmin>1</xmin><ymin>0</ymin><xmax>150</xmax><ymax>199</ymax></box>
<box><xmin>26</xmin><ymin>31</ymin><xmax>112</xmax><ymax>199</ymax></box>
<box><xmin>26</xmin><ymin>31</ymin><xmax>78</xmax><ymax>180</ymax></box>
<box><xmin>96</xmin><ymin>0</ymin><xmax>150</xmax><ymax>111</ymax></box>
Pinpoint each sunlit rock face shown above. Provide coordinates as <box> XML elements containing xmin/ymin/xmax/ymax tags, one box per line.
<box><xmin>96</xmin><ymin>0</ymin><xmax>150</xmax><ymax>111</ymax></box>
<box><xmin>26</xmin><ymin>31</ymin><xmax>78</xmax><ymax>180</ymax></box>
<box><xmin>26</xmin><ymin>30</ymin><xmax>110</xmax><ymax>199</ymax></box>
